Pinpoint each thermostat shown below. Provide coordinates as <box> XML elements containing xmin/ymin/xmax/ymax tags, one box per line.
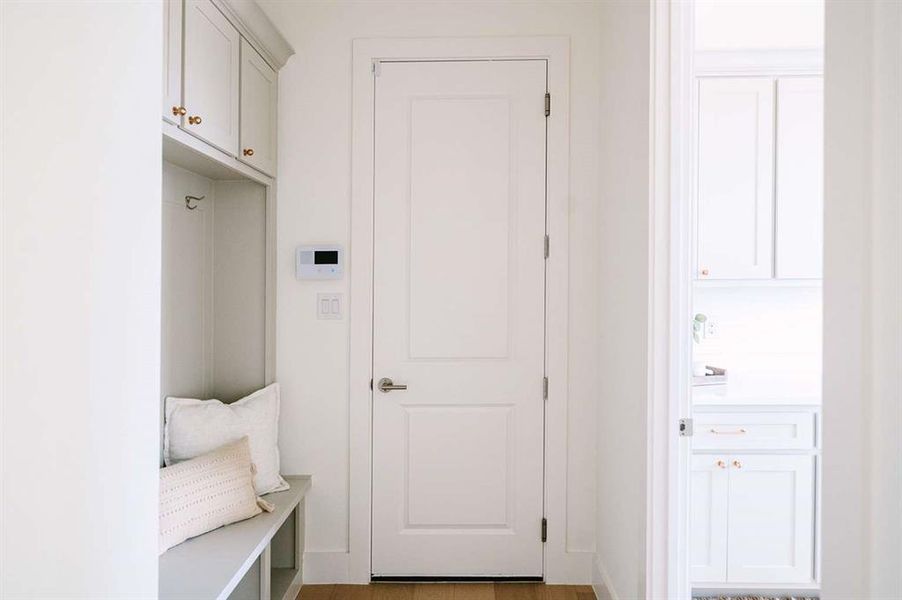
<box><xmin>296</xmin><ymin>245</ymin><xmax>343</xmax><ymax>280</ymax></box>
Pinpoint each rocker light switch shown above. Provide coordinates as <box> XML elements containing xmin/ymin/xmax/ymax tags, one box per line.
<box><xmin>317</xmin><ymin>293</ymin><xmax>342</xmax><ymax>320</ymax></box>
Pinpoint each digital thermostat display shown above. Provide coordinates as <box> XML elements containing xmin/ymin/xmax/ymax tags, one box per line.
<box><xmin>296</xmin><ymin>245</ymin><xmax>343</xmax><ymax>280</ymax></box>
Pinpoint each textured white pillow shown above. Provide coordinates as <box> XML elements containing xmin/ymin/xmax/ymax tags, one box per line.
<box><xmin>159</xmin><ymin>437</ymin><xmax>272</xmax><ymax>554</ymax></box>
<box><xmin>164</xmin><ymin>383</ymin><xmax>288</xmax><ymax>495</ymax></box>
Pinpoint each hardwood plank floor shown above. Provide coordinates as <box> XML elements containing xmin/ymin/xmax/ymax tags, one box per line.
<box><xmin>297</xmin><ymin>584</ymin><xmax>595</xmax><ymax>600</ymax></box>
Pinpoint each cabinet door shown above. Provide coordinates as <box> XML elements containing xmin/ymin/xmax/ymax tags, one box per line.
<box><xmin>726</xmin><ymin>454</ymin><xmax>815</xmax><ymax>583</ymax></box>
<box><xmin>697</xmin><ymin>78</ymin><xmax>775</xmax><ymax>280</ymax></box>
<box><xmin>690</xmin><ymin>455</ymin><xmax>729</xmax><ymax>583</ymax></box>
<box><xmin>775</xmin><ymin>77</ymin><xmax>823</xmax><ymax>279</ymax></box>
<box><xmin>162</xmin><ymin>0</ymin><xmax>183</xmax><ymax>124</ymax></box>
<box><xmin>183</xmin><ymin>0</ymin><xmax>240</xmax><ymax>155</ymax></box>
<box><xmin>239</xmin><ymin>39</ymin><xmax>277</xmax><ymax>176</ymax></box>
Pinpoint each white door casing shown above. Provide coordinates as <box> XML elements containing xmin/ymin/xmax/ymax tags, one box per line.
<box><xmin>183</xmin><ymin>0</ymin><xmax>240</xmax><ymax>155</ymax></box>
<box><xmin>696</xmin><ymin>77</ymin><xmax>775</xmax><ymax>280</ymax></box>
<box><xmin>371</xmin><ymin>59</ymin><xmax>547</xmax><ymax>577</ymax></box>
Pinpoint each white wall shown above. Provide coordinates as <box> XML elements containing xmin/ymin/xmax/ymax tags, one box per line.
<box><xmin>822</xmin><ymin>1</ymin><xmax>902</xmax><ymax>598</ymax></box>
<box><xmin>258</xmin><ymin>0</ymin><xmax>602</xmax><ymax>582</ymax></box>
<box><xmin>0</xmin><ymin>2</ymin><xmax>161</xmax><ymax>597</ymax></box>
<box><xmin>594</xmin><ymin>1</ymin><xmax>652</xmax><ymax>599</ymax></box>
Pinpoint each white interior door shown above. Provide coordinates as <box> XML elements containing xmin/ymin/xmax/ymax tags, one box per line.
<box><xmin>696</xmin><ymin>77</ymin><xmax>775</xmax><ymax>280</ymax></box>
<box><xmin>371</xmin><ymin>59</ymin><xmax>547</xmax><ymax>578</ymax></box>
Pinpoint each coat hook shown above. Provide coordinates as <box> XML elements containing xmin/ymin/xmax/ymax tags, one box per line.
<box><xmin>185</xmin><ymin>195</ymin><xmax>205</xmax><ymax>210</ymax></box>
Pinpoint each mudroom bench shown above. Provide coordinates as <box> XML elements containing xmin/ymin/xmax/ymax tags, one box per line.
<box><xmin>160</xmin><ymin>475</ymin><xmax>310</xmax><ymax>600</ymax></box>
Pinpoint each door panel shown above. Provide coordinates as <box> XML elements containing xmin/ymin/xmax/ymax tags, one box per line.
<box><xmin>162</xmin><ymin>0</ymin><xmax>183</xmax><ymax>124</ymax></box>
<box><xmin>690</xmin><ymin>455</ymin><xmax>729</xmax><ymax>583</ymax></box>
<box><xmin>726</xmin><ymin>454</ymin><xmax>815</xmax><ymax>583</ymax></box>
<box><xmin>239</xmin><ymin>38</ymin><xmax>277</xmax><ymax>176</ymax></box>
<box><xmin>697</xmin><ymin>77</ymin><xmax>775</xmax><ymax>280</ymax></box>
<box><xmin>183</xmin><ymin>0</ymin><xmax>240</xmax><ymax>154</ymax></box>
<box><xmin>775</xmin><ymin>77</ymin><xmax>823</xmax><ymax>279</ymax></box>
<box><xmin>372</xmin><ymin>60</ymin><xmax>547</xmax><ymax>577</ymax></box>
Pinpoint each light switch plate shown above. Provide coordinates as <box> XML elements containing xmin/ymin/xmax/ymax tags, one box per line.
<box><xmin>317</xmin><ymin>293</ymin><xmax>342</xmax><ymax>320</ymax></box>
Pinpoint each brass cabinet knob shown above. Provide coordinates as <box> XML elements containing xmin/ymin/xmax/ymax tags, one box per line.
<box><xmin>172</xmin><ymin>106</ymin><xmax>187</xmax><ymax>116</ymax></box>
<box><xmin>732</xmin><ymin>460</ymin><xmax>742</xmax><ymax>469</ymax></box>
<box><xmin>700</xmin><ymin>268</ymin><xmax>710</xmax><ymax>277</ymax></box>
<box><xmin>243</xmin><ymin>148</ymin><xmax>255</xmax><ymax>157</ymax></box>
<box><xmin>188</xmin><ymin>115</ymin><xmax>202</xmax><ymax>125</ymax></box>
<box><xmin>715</xmin><ymin>459</ymin><xmax>726</xmax><ymax>469</ymax></box>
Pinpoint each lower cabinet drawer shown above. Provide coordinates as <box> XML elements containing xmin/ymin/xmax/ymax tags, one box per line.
<box><xmin>692</xmin><ymin>411</ymin><xmax>815</xmax><ymax>450</ymax></box>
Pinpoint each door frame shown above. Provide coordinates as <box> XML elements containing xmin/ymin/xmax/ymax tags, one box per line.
<box><xmin>348</xmin><ymin>36</ymin><xmax>573</xmax><ymax>583</ymax></box>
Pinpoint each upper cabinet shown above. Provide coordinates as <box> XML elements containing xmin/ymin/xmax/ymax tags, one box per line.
<box><xmin>696</xmin><ymin>76</ymin><xmax>823</xmax><ymax>281</ymax></box>
<box><xmin>775</xmin><ymin>77</ymin><xmax>824</xmax><ymax>279</ymax></box>
<box><xmin>183</xmin><ymin>0</ymin><xmax>241</xmax><ymax>155</ymax></box>
<box><xmin>697</xmin><ymin>78</ymin><xmax>775</xmax><ymax>280</ymax></box>
<box><xmin>161</xmin><ymin>0</ymin><xmax>290</xmax><ymax>177</ymax></box>
<box><xmin>162</xmin><ymin>0</ymin><xmax>184</xmax><ymax>125</ymax></box>
<box><xmin>239</xmin><ymin>39</ymin><xmax>277</xmax><ymax>176</ymax></box>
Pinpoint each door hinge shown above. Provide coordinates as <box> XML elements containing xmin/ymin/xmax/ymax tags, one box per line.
<box><xmin>369</xmin><ymin>378</ymin><xmax>373</xmax><ymax>391</ymax></box>
<box><xmin>544</xmin><ymin>92</ymin><xmax>551</xmax><ymax>117</ymax></box>
<box><xmin>543</xmin><ymin>376</ymin><xmax>548</xmax><ymax>400</ymax></box>
<box><xmin>372</xmin><ymin>60</ymin><xmax>381</xmax><ymax>76</ymax></box>
<box><xmin>679</xmin><ymin>418</ymin><xmax>693</xmax><ymax>437</ymax></box>
<box><xmin>541</xmin><ymin>517</ymin><xmax>547</xmax><ymax>543</ymax></box>
<box><xmin>544</xmin><ymin>234</ymin><xmax>550</xmax><ymax>259</ymax></box>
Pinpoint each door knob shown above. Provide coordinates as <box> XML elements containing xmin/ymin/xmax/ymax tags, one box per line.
<box><xmin>377</xmin><ymin>378</ymin><xmax>407</xmax><ymax>393</ymax></box>
<box><xmin>188</xmin><ymin>115</ymin><xmax>202</xmax><ymax>125</ymax></box>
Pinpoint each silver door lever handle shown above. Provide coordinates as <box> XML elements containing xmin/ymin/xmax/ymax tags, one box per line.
<box><xmin>377</xmin><ymin>377</ymin><xmax>408</xmax><ymax>393</ymax></box>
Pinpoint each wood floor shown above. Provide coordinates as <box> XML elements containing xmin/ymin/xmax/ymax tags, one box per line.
<box><xmin>298</xmin><ymin>584</ymin><xmax>596</xmax><ymax>600</ymax></box>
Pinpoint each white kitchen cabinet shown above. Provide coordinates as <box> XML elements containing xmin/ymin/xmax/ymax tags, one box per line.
<box><xmin>727</xmin><ymin>454</ymin><xmax>815</xmax><ymax>583</ymax></box>
<box><xmin>692</xmin><ymin>453</ymin><xmax>816</xmax><ymax>585</ymax></box>
<box><xmin>183</xmin><ymin>0</ymin><xmax>240</xmax><ymax>155</ymax></box>
<box><xmin>162</xmin><ymin>0</ymin><xmax>184</xmax><ymax>124</ymax></box>
<box><xmin>239</xmin><ymin>38</ymin><xmax>277</xmax><ymax>177</ymax></box>
<box><xmin>697</xmin><ymin>78</ymin><xmax>775</xmax><ymax>280</ymax></box>
<box><xmin>690</xmin><ymin>455</ymin><xmax>729</xmax><ymax>582</ymax></box>
<box><xmin>775</xmin><ymin>77</ymin><xmax>824</xmax><ymax>279</ymax></box>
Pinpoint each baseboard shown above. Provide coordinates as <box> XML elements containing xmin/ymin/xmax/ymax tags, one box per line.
<box><xmin>592</xmin><ymin>554</ymin><xmax>619</xmax><ymax>600</ymax></box>
<box><xmin>302</xmin><ymin>551</ymin><xmax>352</xmax><ymax>584</ymax></box>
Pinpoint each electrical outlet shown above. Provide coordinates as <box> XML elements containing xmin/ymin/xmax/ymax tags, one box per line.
<box><xmin>705</xmin><ymin>319</ymin><xmax>718</xmax><ymax>338</ymax></box>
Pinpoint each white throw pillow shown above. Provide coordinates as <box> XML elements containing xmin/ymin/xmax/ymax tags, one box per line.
<box><xmin>159</xmin><ymin>437</ymin><xmax>272</xmax><ymax>555</ymax></box>
<box><xmin>164</xmin><ymin>383</ymin><xmax>289</xmax><ymax>495</ymax></box>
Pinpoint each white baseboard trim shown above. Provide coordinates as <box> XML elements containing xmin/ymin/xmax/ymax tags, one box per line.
<box><xmin>592</xmin><ymin>554</ymin><xmax>619</xmax><ymax>600</ymax></box>
<box><xmin>302</xmin><ymin>551</ymin><xmax>354</xmax><ymax>584</ymax></box>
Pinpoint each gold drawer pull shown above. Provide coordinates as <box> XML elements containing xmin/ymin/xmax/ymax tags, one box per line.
<box><xmin>709</xmin><ymin>428</ymin><xmax>747</xmax><ymax>435</ymax></box>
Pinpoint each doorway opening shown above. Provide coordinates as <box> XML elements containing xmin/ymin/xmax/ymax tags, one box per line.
<box><xmin>667</xmin><ymin>2</ymin><xmax>825</xmax><ymax>597</ymax></box>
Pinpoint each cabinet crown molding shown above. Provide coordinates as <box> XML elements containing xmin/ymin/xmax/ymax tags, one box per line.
<box><xmin>213</xmin><ymin>0</ymin><xmax>294</xmax><ymax>70</ymax></box>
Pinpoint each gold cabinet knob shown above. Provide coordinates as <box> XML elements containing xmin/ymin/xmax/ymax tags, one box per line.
<box><xmin>172</xmin><ymin>106</ymin><xmax>187</xmax><ymax>116</ymax></box>
<box><xmin>700</xmin><ymin>268</ymin><xmax>710</xmax><ymax>277</ymax></box>
<box><xmin>715</xmin><ymin>459</ymin><xmax>726</xmax><ymax>469</ymax></box>
<box><xmin>732</xmin><ymin>460</ymin><xmax>742</xmax><ymax>469</ymax></box>
<box><xmin>188</xmin><ymin>115</ymin><xmax>202</xmax><ymax>125</ymax></box>
<box><xmin>243</xmin><ymin>148</ymin><xmax>255</xmax><ymax>157</ymax></box>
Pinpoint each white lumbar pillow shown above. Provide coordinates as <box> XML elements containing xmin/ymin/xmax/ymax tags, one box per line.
<box><xmin>159</xmin><ymin>437</ymin><xmax>273</xmax><ymax>555</ymax></box>
<box><xmin>164</xmin><ymin>383</ymin><xmax>289</xmax><ymax>495</ymax></box>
